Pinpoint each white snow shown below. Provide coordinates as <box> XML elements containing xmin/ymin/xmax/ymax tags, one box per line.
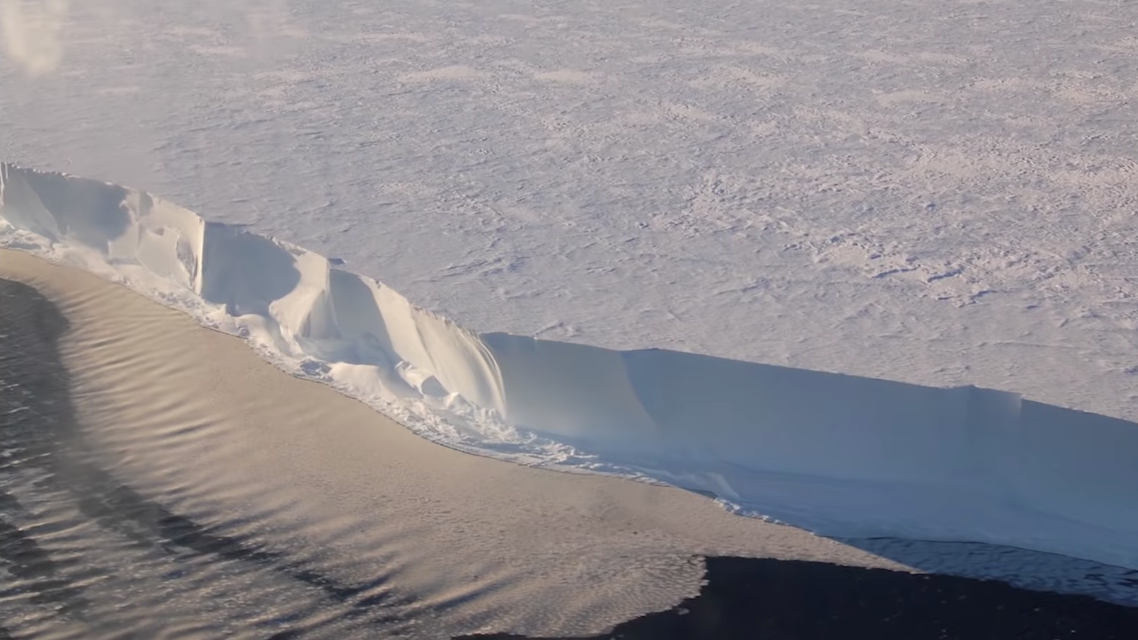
<box><xmin>8</xmin><ymin>2</ymin><xmax>1138</xmax><ymax>432</ymax></box>
<box><xmin>3</xmin><ymin>163</ymin><xmax>1137</xmax><ymax>571</ymax></box>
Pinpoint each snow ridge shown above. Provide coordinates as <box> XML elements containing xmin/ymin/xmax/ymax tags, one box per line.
<box><xmin>3</xmin><ymin>162</ymin><xmax>1137</xmax><ymax>569</ymax></box>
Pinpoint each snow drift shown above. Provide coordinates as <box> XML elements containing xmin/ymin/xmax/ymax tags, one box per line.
<box><xmin>2</xmin><ymin>162</ymin><xmax>1137</xmax><ymax>569</ymax></box>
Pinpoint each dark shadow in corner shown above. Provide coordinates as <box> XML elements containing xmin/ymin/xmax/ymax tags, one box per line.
<box><xmin>459</xmin><ymin>556</ymin><xmax>1138</xmax><ymax>640</ymax></box>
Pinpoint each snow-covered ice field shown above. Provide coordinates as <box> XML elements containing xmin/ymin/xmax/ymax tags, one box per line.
<box><xmin>4</xmin><ymin>0</ymin><xmax>1137</xmax><ymax>414</ymax></box>
<box><xmin>4</xmin><ymin>0</ymin><xmax>1138</xmax><ymax>587</ymax></box>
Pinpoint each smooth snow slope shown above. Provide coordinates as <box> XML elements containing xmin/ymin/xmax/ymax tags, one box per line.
<box><xmin>3</xmin><ymin>164</ymin><xmax>1137</xmax><ymax>571</ymax></box>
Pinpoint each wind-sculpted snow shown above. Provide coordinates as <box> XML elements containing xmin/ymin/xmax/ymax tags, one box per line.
<box><xmin>2</xmin><ymin>162</ymin><xmax>1137</xmax><ymax>570</ymax></box>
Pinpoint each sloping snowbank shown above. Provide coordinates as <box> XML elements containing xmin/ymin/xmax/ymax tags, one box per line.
<box><xmin>3</xmin><ymin>162</ymin><xmax>1136</xmax><ymax>569</ymax></box>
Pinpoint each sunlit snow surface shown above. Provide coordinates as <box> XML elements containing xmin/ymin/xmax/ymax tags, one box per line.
<box><xmin>2</xmin><ymin>0</ymin><xmax>1138</xmax><ymax>566</ymax></box>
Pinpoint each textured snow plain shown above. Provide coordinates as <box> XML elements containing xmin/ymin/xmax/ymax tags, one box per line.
<box><xmin>3</xmin><ymin>0</ymin><xmax>1138</xmax><ymax>566</ymax></box>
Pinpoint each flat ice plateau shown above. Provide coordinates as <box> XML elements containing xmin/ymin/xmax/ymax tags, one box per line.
<box><xmin>3</xmin><ymin>163</ymin><xmax>1137</xmax><ymax>573</ymax></box>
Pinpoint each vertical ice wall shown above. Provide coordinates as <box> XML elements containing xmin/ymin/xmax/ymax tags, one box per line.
<box><xmin>2</xmin><ymin>162</ymin><xmax>1136</xmax><ymax>570</ymax></box>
